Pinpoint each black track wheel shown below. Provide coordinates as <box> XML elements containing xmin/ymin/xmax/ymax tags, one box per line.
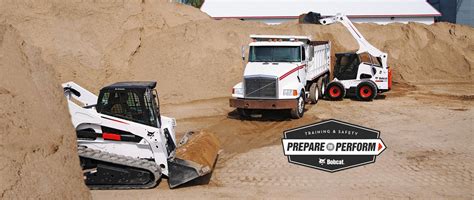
<box><xmin>309</xmin><ymin>82</ymin><xmax>319</xmax><ymax>104</ymax></box>
<box><xmin>290</xmin><ymin>94</ymin><xmax>305</xmax><ymax>119</ymax></box>
<box><xmin>326</xmin><ymin>81</ymin><xmax>346</xmax><ymax>101</ymax></box>
<box><xmin>356</xmin><ymin>81</ymin><xmax>378</xmax><ymax>101</ymax></box>
<box><xmin>237</xmin><ymin>108</ymin><xmax>251</xmax><ymax>118</ymax></box>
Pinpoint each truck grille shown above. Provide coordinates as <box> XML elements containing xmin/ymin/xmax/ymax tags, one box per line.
<box><xmin>244</xmin><ymin>76</ymin><xmax>278</xmax><ymax>98</ymax></box>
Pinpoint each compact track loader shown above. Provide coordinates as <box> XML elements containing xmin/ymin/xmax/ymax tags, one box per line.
<box><xmin>62</xmin><ymin>81</ymin><xmax>220</xmax><ymax>189</ymax></box>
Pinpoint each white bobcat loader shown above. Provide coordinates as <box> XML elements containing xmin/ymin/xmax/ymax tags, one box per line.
<box><xmin>316</xmin><ymin>13</ymin><xmax>392</xmax><ymax>101</ymax></box>
<box><xmin>62</xmin><ymin>81</ymin><xmax>220</xmax><ymax>189</ymax></box>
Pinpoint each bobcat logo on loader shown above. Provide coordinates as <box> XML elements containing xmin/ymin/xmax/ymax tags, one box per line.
<box><xmin>319</xmin><ymin>158</ymin><xmax>326</xmax><ymax>165</ymax></box>
<box><xmin>282</xmin><ymin>119</ymin><xmax>386</xmax><ymax>172</ymax></box>
<box><xmin>147</xmin><ymin>131</ymin><xmax>155</xmax><ymax>137</ymax></box>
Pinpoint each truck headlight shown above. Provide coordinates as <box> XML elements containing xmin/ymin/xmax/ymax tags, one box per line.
<box><xmin>233</xmin><ymin>88</ymin><xmax>244</xmax><ymax>95</ymax></box>
<box><xmin>283</xmin><ymin>89</ymin><xmax>298</xmax><ymax>96</ymax></box>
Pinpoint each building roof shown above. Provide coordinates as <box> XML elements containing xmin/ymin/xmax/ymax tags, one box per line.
<box><xmin>201</xmin><ymin>0</ymin><xmax>441</xmax><ymax>19</ymax></box>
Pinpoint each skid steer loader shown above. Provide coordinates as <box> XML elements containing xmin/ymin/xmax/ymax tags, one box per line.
<box><xmin>302</xmin><ymin>13</ymin><xmax>392</xmax><ymax>101</ymax></box>
<box><xmin>62</xmin><ymin>81</ymin><xmax>220</xmax><ymax>189</ymax></box>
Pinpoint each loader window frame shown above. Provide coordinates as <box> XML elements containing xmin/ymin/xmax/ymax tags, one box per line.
<box><xmin>334</xmin><ymin>53</ymin><xmax>360</xmax><ymax>80</ymax></box>
<box><xmin>143</xmin><ymin>89</ymin><xmax>160</xmax><ymax>128</ymax></box>
<box><xmin>359</xmin><ymin>52</ymin><xmax>381</xmax><ymax>67</ymax></box>
<box><xmin>97</xmin><ymin>88</ymin><xmax>158</xmax><ymax>127</ymax></box>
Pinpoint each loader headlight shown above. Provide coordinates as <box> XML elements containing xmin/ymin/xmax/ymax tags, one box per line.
<box><xmin>233</xmin><ymin>88</ymin><xmax>244</xmax><ymax>95</ymax></box>
<box><xmin>283</xmin><ymin>89</ymin><xmax>298</xmax><ymax>96</ymax></box>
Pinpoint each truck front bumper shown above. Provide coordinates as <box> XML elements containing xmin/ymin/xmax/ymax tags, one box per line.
<box><xmin>229</xmin><ymin>98</ymin><xmax>297</xmax><ymax>110</ymax></box>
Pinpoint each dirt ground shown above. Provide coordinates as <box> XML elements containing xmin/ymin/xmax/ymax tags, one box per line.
<box><xmin>91</xmin><ymin>83</ymin><xmax>473</xmax><ymax>199</ymax></box>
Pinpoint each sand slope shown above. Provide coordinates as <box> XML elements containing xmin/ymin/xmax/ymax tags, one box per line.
<box><xmin>0</xmin><ymin>24</ymin><xmax>89</xmax><ymax>199</ymax></box>
<box><xmin>0</xmin><ymin>0</ymin><xmax>472</xmax><ymax>198</ymax></box>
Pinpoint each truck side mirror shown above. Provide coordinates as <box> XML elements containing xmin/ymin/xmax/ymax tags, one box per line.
<box><xmin>241</xmin><ymin>46</ymin><xmax>246</xmax><ymax>61</ymax></box>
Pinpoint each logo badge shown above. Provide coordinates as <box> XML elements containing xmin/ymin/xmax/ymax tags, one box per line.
<box><xmin>282</xmin><ymin>119</ymin><xmax>386</xmax><ymax>172</ymax></box>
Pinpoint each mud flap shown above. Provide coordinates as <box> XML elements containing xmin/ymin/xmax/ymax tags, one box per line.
<box><xmin>167</xmin><ymin>158</ymin><xmax>211</xmax><ymax>188</ymax></box>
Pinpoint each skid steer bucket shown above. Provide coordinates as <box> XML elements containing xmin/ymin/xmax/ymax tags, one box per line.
<box><xmin>168</xmin><ymin>131</ymin><xmax>220</xmax><ymax>188</ymax></box>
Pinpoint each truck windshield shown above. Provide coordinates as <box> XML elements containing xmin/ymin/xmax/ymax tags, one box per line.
<box><xmin>249</xmin><ymin>46</ymin><xmax>301</xmax><ymax>62</ymax></box>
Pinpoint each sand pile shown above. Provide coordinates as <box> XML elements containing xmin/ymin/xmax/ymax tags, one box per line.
<box><xmin>0</xmin><ymin>25</ymin><xmax>89</xmax><ymax>199</ymax></box>
<box><xmin>0</xmin><ymin>0</ymin><xmax>209</xmax><ymax>95</ymax></box>
<box><xmin>130</xmin><ymin>20</ymin><xmax>473</xmax><ymax>103</ymax></box>
<box><xmin>0</xmin><ymin>0</ymin><xmax>473</xmax><ymax>198</ymax></box>
<box><xmin>0</xmin><ymin>0</ymin><xmax>210</xmax><ymax>198</ymax></box>
<box><xmin>2</xmin><ymin>0</ymin><xmax>472</xmax><ymax>103</ymax></box>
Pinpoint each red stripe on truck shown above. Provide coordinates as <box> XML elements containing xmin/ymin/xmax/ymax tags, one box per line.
<box><xmin>279</xmin><ymin>64</ymin><xmax>305</xmax><ymax>80</ymax></box>
<box><xmin>102</xmin><ymin>133</ymin><xmax>121</xmax><ymax>141</ymax></box>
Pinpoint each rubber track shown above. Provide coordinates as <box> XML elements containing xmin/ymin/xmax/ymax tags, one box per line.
<box><xmin>77</xmin><ymin>145</ymin><xmax>162</xmax><ymax>189</ymax></box>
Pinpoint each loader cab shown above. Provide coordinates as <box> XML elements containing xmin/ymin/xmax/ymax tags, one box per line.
<box><xmin>334</xmin><ymin>52</ymin><xmax>381</xmax><ymax>80</ymax></box>
<box><xmin>96</xmin><ymin>81</ymin><xmax>161</xmax><ymax>128</ymax></box>
<box><xmin>334</xmin><ymin>52</ymin><xmax>360</xmax><ymax>80</ymax></box>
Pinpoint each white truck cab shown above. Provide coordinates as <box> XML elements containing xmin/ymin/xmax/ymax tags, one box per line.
<box><xmin>230</xmin><ymin>35</ymin><xmax>331</xmax><ymax>119</ymax></box>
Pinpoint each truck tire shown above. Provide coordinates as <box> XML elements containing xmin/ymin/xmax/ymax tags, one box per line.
<box><xmin>356</xmin><ymin>81</ymin><xmax>377</xmax><ymax>101</ymax></box>
<box><xmin>290</xmin><ymin>95</ymin><xmax>305</xmax><ymax>119</ymax></box>
<box><xmin>237</xmin><ymin>108</ymin><xmax>251</xmax><ymax>118</ymax></box>
<box><xmin>326</xmin><ymin>81</ymin><xmax>345</xmax><ymax>101</ymax></box>
<box><xmin>309</xmin><ymin>82</ymin><xmax>319</xmax><ymax>104</ymax></box>
<box><xmin>321</xmin><ymin>75</ymin><xmax>329</xmax><ymax>97</ymax></box>
<box><xmin>317</xmin><ymin>75</ymin><xmax>328</xmax><ymax>98</ymax></box>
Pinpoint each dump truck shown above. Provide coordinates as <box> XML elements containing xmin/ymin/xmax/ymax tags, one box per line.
<box><xmin>62</xmin><ymin>81</ymin><xmax>220</xmax><ymax>189</ymax></box>
<box><xmin>230</xmin><ymin>35</ymin><xmax>331</xmax><ymax>119</ymax></box>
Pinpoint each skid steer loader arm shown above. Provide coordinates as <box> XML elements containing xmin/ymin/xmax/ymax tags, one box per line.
<box><xmin>62</xmin><ymin>81</ymin><xmax>98</xmax><ymax>106</ymax></box>
<box><xmin>315</xmin><ymin>13</ymin><xmax>388</xmax><ymax>69</ymax></box>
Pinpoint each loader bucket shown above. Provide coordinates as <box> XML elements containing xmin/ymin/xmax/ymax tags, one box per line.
<box><xmin>299</xmin><ymin>12</ymin><xmax>323</xmax><ymax>24</ymax></box>
<box><xmin>168</xmin><ymin>131</ymin><xmax>220</xmax><ymax>188</ymax></box>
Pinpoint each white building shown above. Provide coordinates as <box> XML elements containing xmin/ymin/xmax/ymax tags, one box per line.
<box><xmin>201</xmin><ymin>0</ymin><xmax>441</xmax><ymax>25</ymax></box>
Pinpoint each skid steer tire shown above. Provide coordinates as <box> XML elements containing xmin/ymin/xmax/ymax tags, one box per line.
<box><xmin>309</xmin><ymin>82</ymin><xmax>319</xmax><ymax>104</ymax></box>
<box><xmin>356</xmin><ymin>81</ymin><xmax>378</xmax><ymax>101</ymax></box>
<box><xmin>237</xmin><ymin>108</ymin><xmax>251</xmax><ymax>118</ymax></box>
<box><xmin>326</xmin><ymin>81</ymin><xmax>346</xmax><ymax>101</ymax></box>
<box><xmin>290</xmin><ymin>94</ymin><xmax>305</xmax><ymax>119</ymax></box>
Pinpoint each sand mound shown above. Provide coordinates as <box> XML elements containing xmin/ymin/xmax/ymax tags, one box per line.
<box><xmin>2</xmin><ymin>0</ymin><xmax>472</xmax><ymax>103</ymax></box>
<box><xmin>0</xmin><ymin>0</ymin><xmax>472</xmax><ymax>198</ymax></box>
<box><xmin>0</xmin><ymin>24</ymin><xmax>89</xmax><ymax>199</ymax></box>
<box><xmin>130</xmin><ymin>20</ymin><xmax>473</xmax><ymax>103</ymax></box>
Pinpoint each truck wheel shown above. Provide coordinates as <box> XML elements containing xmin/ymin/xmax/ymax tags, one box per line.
<box><xmin>290</xmin><ymin>95</ymin><xmax>305</xmax><ymax>119</ymax></box>
<box><xmin>237</xmin><ymin>108</ymin><xmax>251</xmax><ymax>118</ymax></box>
<box><xmin>309</xmin><ymin>82</ymin><xmax>319</xmax><ymax>104</ymax></box>
<box><xmin>326</xmin><ymin>81</ymin><xmax>346</xmax><ymax>101</ymax></box>
<box><xmin>356</xmin><ymin>81</ymin><xmax>377</xmax><ymax>101</ymax></box>
<box><xmin>318</xmin><ymin>75</ymin><xmax>327</xmax><ymax>98</ymax></box>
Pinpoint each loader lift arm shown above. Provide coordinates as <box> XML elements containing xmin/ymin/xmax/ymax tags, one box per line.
<box><xmin>318</xmin><ymin>13</ymin><xmax>388</xmax><ymax>69</ymax></box>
